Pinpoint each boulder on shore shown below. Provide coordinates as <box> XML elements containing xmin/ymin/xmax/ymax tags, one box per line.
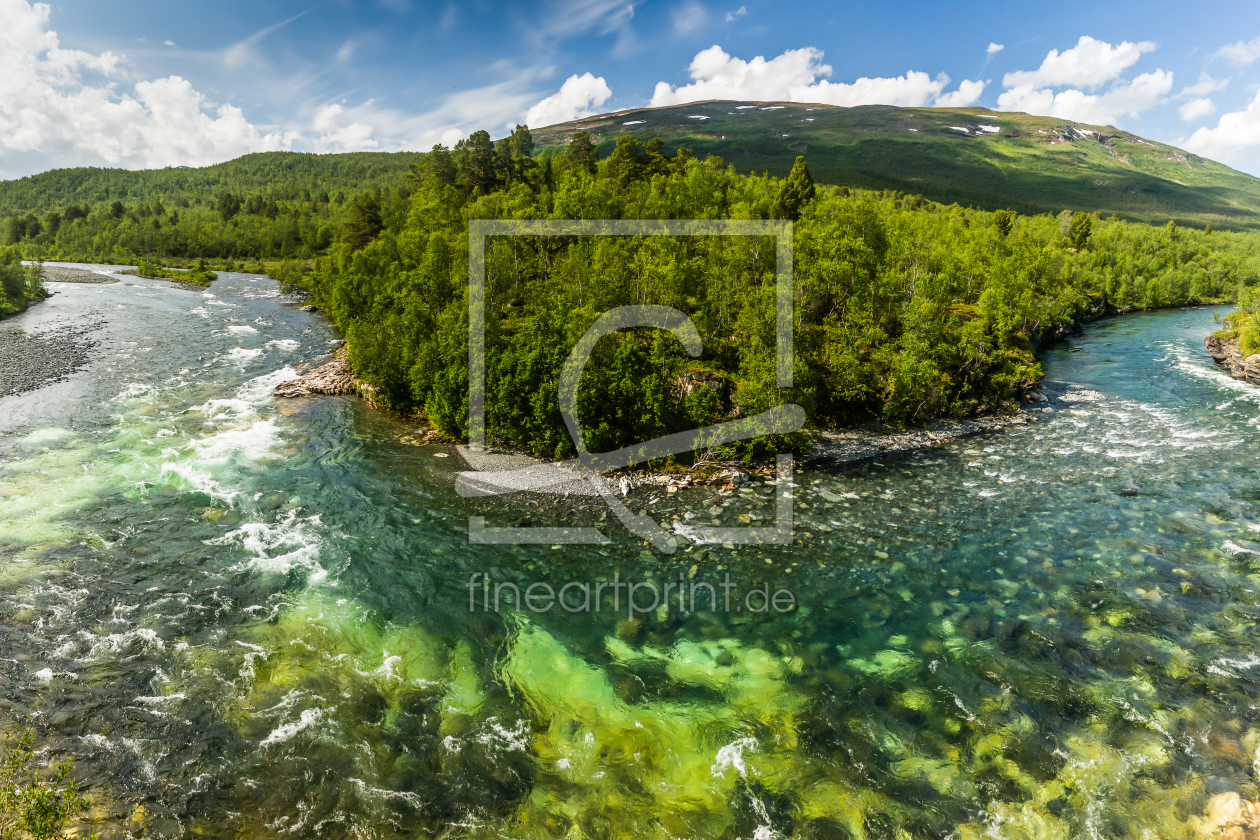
<box><xmin>1205</xmin><ymin>332</ymin><xmax>1260</xmax><ymax>386</ymax></box>
<box><xmin>273</xmin><ymin>347</ymin><xmax>361</xmax><ymax>397</ymax></box>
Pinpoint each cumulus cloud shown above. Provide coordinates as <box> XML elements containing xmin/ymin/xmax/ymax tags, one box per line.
<box><xmin>312</xmin><ymin>74</ymin><xmax>545</xmax><ymax>152</ymax></box>
<box><xmin>725</xmin><ymin>5</ymin><xmax>746</xmax><ymax>22</ymax></box>
<box><xmin>998</xmin><ymin>70</ymin><xmax>1173</xmax><ymax>126</ymax></box>
<box><xmin>310</xmin><ymin>103</ymin><xmax>378</xmax><ymax>152</ymax></box>
<box><xmin>0</xmin><ymin>0</ymin><xmax>293</xmax><ymax>178</ymax></box>
<box><xmin>522</xmin><ymin>72</ymin><xmax>612</xmax><ymax>128</ymax></box>
<box><xmin>0</xmin><ymin>0</ymin><xmax>553</xmax><ymax>176</ymax></box>
<box><xmin>650</xmin><ymin>46</ymin><xmax>984</xmax><ymax>108</ymax></box>
<box><xmin>1183</xmin><ymin>90</ymin><xmax>1260</xmax><ymax>167</ymax></box>
<box><xmin>1178</xmin><ymin>97</ymin><xmax>1216</xmax><ymax>122</ymax></box>
<box><xmin>987</xmin><ymin>43</ymin><xmax>1004</xmax><ymax>55</ymax></box>
<box><xmin>994</xmin><ymin>36</ymin><xmax>1173</xmax><ymax>126</ymax></box>
<box><xmin>1216</xmin><ymin>34</ymin><xmax>1260</xmax><ymax>66</ymax></box>
<box><xmin>937</xmin><ymin>79</ymin><xmax>988</xmax><ymax>107</ymax></box>
<box><xmin>1002</xmin><ymin>35</ymin><xmax>1155</xmax><ymax>89</ymax></box>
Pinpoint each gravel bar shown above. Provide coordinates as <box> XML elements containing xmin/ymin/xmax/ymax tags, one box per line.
<box><xmin>0</xmin><ymin>321</ymin><xmax>103</xmax><ymax>397</ymax></box>
<box><xmin>38</xmin><ymin>265</ymin><xmax>118</xmax><ymax>284</ymax></box>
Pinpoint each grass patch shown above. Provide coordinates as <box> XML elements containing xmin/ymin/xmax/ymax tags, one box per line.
<box><xmin>125</xmin><ymin>258</ymin><xmax>217</xmax><ymax>286</ymax></box>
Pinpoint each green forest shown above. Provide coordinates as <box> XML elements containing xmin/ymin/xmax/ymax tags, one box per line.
<box><xmin>294</xmin><ymin>128</ymin><xmax>1260</xmax><ymax>456</ymax></box>
<box><xmin>5</xmin><ymin>126</ymin><xmax>1260</xmax><ymax>452</ymax></box>
<box><xmin>0</xmin><ymin>151</ymin><xmax>419</xmax><ymax>263</ymax></box>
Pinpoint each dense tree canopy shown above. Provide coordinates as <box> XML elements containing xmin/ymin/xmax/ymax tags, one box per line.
<box><xmin>291</xmin><ymin>125</ymin><xmax>1260</xmax><ymax>458</ymax></box>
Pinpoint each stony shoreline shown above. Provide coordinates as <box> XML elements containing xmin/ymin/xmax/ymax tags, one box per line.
<box><xmin>0</xmin><ymin>320</ymin><xmax>104</xmax><ymax>397</ymax></box>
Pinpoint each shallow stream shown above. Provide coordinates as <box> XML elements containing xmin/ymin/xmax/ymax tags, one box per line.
<box><xmin>3</xmin><ymin>268</ymin><xmax>1260</xmax><ymax>838</ymax></box>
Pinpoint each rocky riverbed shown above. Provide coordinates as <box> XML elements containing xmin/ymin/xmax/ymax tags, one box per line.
<box><xmin>0</xmin><ymin>320</ymin><xmax>103</xmax><ymax>397</ymax></box>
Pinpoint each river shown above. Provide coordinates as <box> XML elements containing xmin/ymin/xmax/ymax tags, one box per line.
<box><xmin>2</xmin><ymin>266</ymin><xmax>1259</xmax><ymax>839</ymax></box>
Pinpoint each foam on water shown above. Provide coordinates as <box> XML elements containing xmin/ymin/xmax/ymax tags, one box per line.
<box><xmin>260</xmin><ymin>708</ymin><xmax>324</xmax><ymax>746</ymax></box>
<box><xmin>204</xmin><ymin>509</ymin><xmax>326</xmax><ymax>582</ymax></box>
<box><xmin>225</xmin><ymin>347</ymin><xmax>263</xmax><ymax>363</ymax></box>
<box><xmin>160</xmin><ymin>368</ymin><xmax>297</xmax><ymax>502</ymax></box>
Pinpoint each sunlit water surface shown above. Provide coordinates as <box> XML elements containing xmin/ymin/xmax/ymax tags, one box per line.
<box><xmin>2</xmin><ymin>269</ymin><xmax>1260</xmax><ymax>839</ymax></box>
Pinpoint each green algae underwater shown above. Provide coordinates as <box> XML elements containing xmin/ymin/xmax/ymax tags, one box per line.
<box><xmin>5</xmin><ymin>268</ymin><xmax>1260</xmax><ymax>838</ymax></box>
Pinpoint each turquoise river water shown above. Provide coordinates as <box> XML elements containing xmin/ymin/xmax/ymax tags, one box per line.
<box><xmin>3</xmin><ymin>267</ymin><xmax>1260</xmax><ymax>839</ymax></box>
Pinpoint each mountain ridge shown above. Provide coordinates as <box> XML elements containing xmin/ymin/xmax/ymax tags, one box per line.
<box><xmin>2</xmin><ymin>103</ymin><xmax>1257</xmax><ymax>231</ymax></box>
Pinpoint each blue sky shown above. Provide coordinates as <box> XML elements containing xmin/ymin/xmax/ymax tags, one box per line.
<box><xmin>1</xmin><ymin>0</ymin><xmax>1258</xmax><ymax>178</ymax></box>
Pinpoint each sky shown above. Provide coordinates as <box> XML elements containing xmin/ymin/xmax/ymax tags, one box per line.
<box><xmin>1</xmin><ymin>0</ymin><xmax>1259</xmax><ymax>179</ymax></box>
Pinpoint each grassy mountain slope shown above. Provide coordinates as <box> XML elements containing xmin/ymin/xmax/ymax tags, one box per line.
<box><xmin>0</xmin><ymin>150</ymin><xmax>426</xmax><ymax>213</ymax></box>
<box><xmin>532</xmin><ymin>102</ymin><xmax>1260</xmax><ymax>230</ymax></box>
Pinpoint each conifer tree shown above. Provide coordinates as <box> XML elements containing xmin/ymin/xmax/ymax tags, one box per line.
<box><xmin>772</xmin><ymin>156</ymin><xmax>816</xmax><ymax>221</ymax></box>
<box><xmin>563</xmin><ymin>131</ymin><xmax>599</xmax><ymax>176</ymax></box>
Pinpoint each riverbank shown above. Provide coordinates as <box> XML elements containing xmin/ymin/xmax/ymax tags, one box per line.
<box><xmin>442</xmin><ymin>380</ymin><xmax>1105</xmax><ymax>499</ymax></box>
<box><xmin>272</xmin><ymin>328</ymin><xmax>1100</xmax><ymax>497</ymax></box>
<box><xmin>1205</xmin><ymin>329</ymin><xmax>1260</xmax><ymax>386</ymax></box>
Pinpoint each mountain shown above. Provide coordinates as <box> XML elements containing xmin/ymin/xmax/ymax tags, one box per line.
<box><xmin>531</xmin><ymin>102</ymin><xmax>1260</xmax><ymax>230</ymax></box>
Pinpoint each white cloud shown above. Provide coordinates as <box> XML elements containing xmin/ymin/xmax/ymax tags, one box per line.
<box><xmin>310</xmin><ymin>103</ymin><xmax>377</xmax><ymax>152</ymax></box>
<box><xmin>993</xmin><ymin>36</ymin><xmax>1174</xmax><ymax>127</ymax></box>
<box><xmin>650</xmin><ymin>45</ymin><xmax>984</xmax><ymax>108</ymax></box>
<box><xmin>987</xmin><ymin>43</ymin><xmax>1004</xmax><ymax>55</ymax></box>
<box><xmin>522</xmin><ymin>72</ymin><xmax>612</xmax><ymax>127</ymax></box>
<box><xmin>1002</xmin><ymin>35</ymin><xmax>1155</xmax><ymax>89</ymax></box>
<box><xmin>1179</xmin><ymin>72</ymin><xmax>1228</xmax><ymax>98</ymax></box>
<box><xmin>164</xmin><ymin>39</ymin><xmax>175</xmax><ymax>47</ymax></box>
<box><xmin>0</xmin><ymin>0</ymin><xmax>555</xmax><ymax>175</ymax></box>
<box><xmin>0</xmin><ymin>0</ymin><xmax>291</xmax><ymax>178</ymax></box>
<box><xmin>673</xmin><ymin>1</ymin><xmax>707</xmax><ymax>33</ymax></box>
<box><xmin>936</xmin><ymin>79</ymin><xmax>988</xmax><ymax>107</ymax></box>
<box><xmin>1178</xmin><ymin>97</ymin><xmax>1216</xmax><ymax>122</ymax></box>
<box><xmin>725</xmin><ymin>5</ymin><xmax>746</xmax><ymax>22</ymax></box>
<box><xmin>997</xmin><ymin>69</ymin><xmax>1173</xmax><ymax>126</ymax></box>
<box><xmin>308</xmin><ymin>73</ymin><xmax>546</xmax><ymax>152</ymax></box>
<box><xmin>1216</xmin><ymin>34</ymin><xmax>1260</xmax><ymax>66</ymax></box>
<box><xmin>1183</xmin><ymin>89</ymin><xmax>1260</xmax><ymax>167</ymax></box>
